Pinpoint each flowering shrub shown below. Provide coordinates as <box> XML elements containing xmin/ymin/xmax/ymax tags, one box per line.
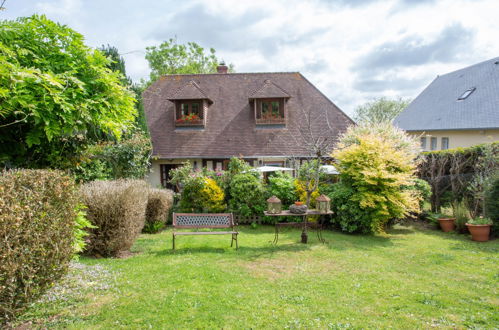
<box><xmin>199</xmin><ymin>178</ymin><xmax>226</xmax><ymax>212</ymax></box>
<box><xmin>330</xmin><ymin>123</ymin><xmax>420</xmax><ymax>234</ymax></box>
<box><xmin>169</xmin><ymin>162</ymin><xmax>226</xmax><ymax>213</ymax></box>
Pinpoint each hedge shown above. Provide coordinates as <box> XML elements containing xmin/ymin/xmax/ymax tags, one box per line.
<box><xmin>0</xmin><ymin>170</ymin><xmax>79</xmax><ymax>323</ymax></box>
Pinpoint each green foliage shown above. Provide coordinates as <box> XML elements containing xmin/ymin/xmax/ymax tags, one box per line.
<box><xmin>467</xmin><ymin>217</ymin><xmax>493</xmax><ymax>225</ymax></box>
<box><xmin>266</xmin><ymin>172</ymin><xmax>297</xmax><ymax>207</ymax></box>
<box><xmin>143</xmin><ymin>189</ymin><xmax>174</xmax><ymax>234</ymax></box>
<box><xmin>0</xmin><ymin>15</ymin><xmax>136</xmax><ymax>169</ymax></box>
<box><xmin>484</xmin><ymin>175</ymin><xmax>499</xmax><ymax>236</ymax></box>
<box><xmin>169</xmin><ymin>162</ymin><xmax>226</xmax><ymax>213</ymax></box>
<box><xmin>99</xmin><ymin>44</ymin><xmax>131</xmax><ymax>85</ymax></box>
<box><xmin>331</xmin><ymin>123</ymin><xmax>420</xmax><ymax>234</ymax></box>
<box><xmin>403</xmin><ymin>178</ymin><xmax>432</xmax><ymax>210</ymax></box>
<box><xmin>353</xmin><ymin>97</ymin><xmax>410</xmax><ymax>124</ymax></box>
<box><xmin>81</xmin><ymin>180</ymin><xmax>149</xmax><ymax>257</ymax></box>
<box><xmin>199</xmin><ymin>178</ymin><xmax>226</xmax><ymax>212</ymax></box>
<box><xmin>452</xmin><ymin>201</ymin><xmax>471</xmax><ymax>233</ymax></box>
<box><xmin>73</xmin><ymin>131</ymin><xmax>152</xmax><ymax>182</ymax></box>
<box><xmin>229</xmin><ymin>173</ymin><xmax>266</xmax><ymax>217</ymax></box>
<box><xmin>145</xmin><ymin>38</ymin><xmax>234</xmax><ymax>82</ymax></box>
<box><xmin>73</xmin><ymin>204</ymin><xmax>96</xmax><ymax>257</ymax></box>
<box><xmin>0</xmin><ymin>170</ymin><xmax>79</xmax><ymax>322</ymax></box>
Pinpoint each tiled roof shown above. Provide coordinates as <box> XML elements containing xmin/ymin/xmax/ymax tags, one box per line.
<box><xmin>143</xmin><ymin>72</ymin><xmax>354</xmax><ymax>159</ymax></box>
<box><xmin>394</xmin><ymin>57</ymin><xmax>499</xmax><ymax>131</ymax></box>
<box><xmin>249</xmin><ymin>79</ymin><xmax>290</xmax><ymax>98</ymax></box>
<box><xmin>167</xmin><ymin>80</ymin><xmax>212</xmax><ymax>102</ymax></box>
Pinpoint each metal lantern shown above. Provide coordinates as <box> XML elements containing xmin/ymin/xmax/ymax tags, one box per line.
<box><xmin>267</xmin><ymin>196</ymin><xmax>282</xmax><ymax>214</ymax></box>
<box><xmin>316</xmin><ymin>194</ymin><xmax>331</xmax><ymax>213</ymax></box>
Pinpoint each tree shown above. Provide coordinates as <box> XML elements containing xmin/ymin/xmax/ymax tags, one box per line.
<box><xmin>145</xmin><ymin>38</ymin><xmax>233</xmax><ymax>82</ymax></box>
<box><xmin>99</xmin><ymin>44</ymin><xmax>148</xmax><ymax>133</ymax></box>
<box><xmin>0</xmin><ymin>15</ymin><xmax>136</xmax><ymax>169</ymax></box>
<box><xmin>353</xmin><ymin>97</ymin><xmax>410</xmax><ymax>124</ymax></box>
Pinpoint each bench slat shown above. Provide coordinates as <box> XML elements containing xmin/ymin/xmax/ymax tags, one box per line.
<box><xmin>173</xmin><ymin>231</ymin><xmax>238</xmax><ymax>236</ymax></box>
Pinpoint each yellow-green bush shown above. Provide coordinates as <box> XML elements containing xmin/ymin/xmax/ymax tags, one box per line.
<box><xmin>199</xmin><ymin>178</ymin><xmax>226</xmax><ymax>212</ymax></box>
<box><xmin>294</xmin><ymin>179</ymin><xmax>320</xmax><ymax>208</ymax></box>
<box><xmin>331</xmin><ymin>123</ymin><xmax>420</xmax><ymax>234</ymax></box>
<box><xmin>0</xmin><ymin>170</ymin><xmax>79</xmax><ymax>323</ymax></box>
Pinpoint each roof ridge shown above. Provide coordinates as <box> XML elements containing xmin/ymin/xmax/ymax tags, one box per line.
<box><xmin>439</xmin><ymin>56</ymin><xmax>499</xmax><ymax>78</ymax></box>
<box><xmin>159</xmin><ymin>71</ymin><xmax>301</xmax><ymax>78</ymax></box>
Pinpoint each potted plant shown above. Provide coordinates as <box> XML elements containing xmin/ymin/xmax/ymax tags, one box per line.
<box><xmin>294</xmin><ymin>201</ymin><xmax>304</xmax><ymax>206</ymax></box>
<box><xmin>437</xmin><ymin>213</ymin><xmax>455</xmax><ymax>232</ymax></box>
<box><xmin>466</xmin><ymin>217</ymin><xmax>493</xmax><ymax>242</ymax></box>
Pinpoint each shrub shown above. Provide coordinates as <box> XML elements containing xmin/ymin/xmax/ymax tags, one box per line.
<box><xmin>81</xmin><ymin>179</ymin><xmax>149</xmax><ymax>257</ymax></box>
<box><xmin>0</xmin><ymin>170</ymin><xmax>80</xmax><ymax>323</ymax></box>
<box><xmin>229</xmin><ymin>172</ymin><xmax>266</xmax><ymax>217</ymax></box>
<box><xmin>267</xmin><ymin>172</ymin><xmax>298</xmax><ymax>207</ymax></box>
<box><xmin>199</xmin><ymin>178</ymin><xmax>226</xmax><ymax>212</ymax></box>
<box><xmin>143</xmin><ymin>189</ymin><xmax>174</xmax><ymax>234</ymax></box>
<box><xmin>295</xmin><ymin>179</ymin><xmax>320</xmax><ymax>208</ymax></box>
<box><xmin>484</xmin><ymin>175</ymin><xmax>499</xmax><ymax>236</ymax></box>
<box><xmin>402</xmin><ymin>178</ymin><xmax>432</xmax><ymax>211</ymax></box>
<box><xmin>331</xmin><ymin>123</ymin><xmax>420</xmax><ymax>234</ymax></box>
<box><xmin>452</xmin><ymin>201</ymin><xmax>472</xmax><ymax>233</ymax></box>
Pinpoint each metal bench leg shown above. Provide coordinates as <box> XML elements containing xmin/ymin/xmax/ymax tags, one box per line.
<box><xmin>231</xmin><ymin>234</ymin><xmax>234</xmax><ymax>247</ymax></box>
<box><xmin>172</xmin><ymin>233</ymin><xmax>175</xmax><ymax>250</ymax></box>
<box><xmin>235</xmin><ymin>234</ymin><xmax>238</xmax><ymax>250</ymax></box>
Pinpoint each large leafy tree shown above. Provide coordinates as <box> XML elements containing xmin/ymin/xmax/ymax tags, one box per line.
<box><xmin>99</xmin><ymin>44</ymin><xmax>148</xmax><ymax>133</ymax></box>
<box><xmin>145</xmin><ymin>38</ymin><xmax>233</xmax><ymax>82</ymax></box>
<box><xmin>353</xmin><ymin>97</ymin><xmax>410</xmax><ymax>124</ymax></box>
<box><xmin>0</xmin><ymin>15</ymin><xmax>136</xmax><ymax>168</ymax></box>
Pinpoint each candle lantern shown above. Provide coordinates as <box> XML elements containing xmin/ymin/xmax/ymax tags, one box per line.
<box><xmin>267</xmin><ymin>196</ymin><xmax>282</xmax><ymax>214</ymax></box>
<box><xmin>316</xmin><ymin>194</ymin><xmax>331</xmax><ymax>213</ymax></box>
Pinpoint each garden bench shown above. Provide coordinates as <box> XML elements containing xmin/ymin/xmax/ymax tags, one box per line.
<box><xmin>172</xmin><ymin>213</ymin><xmax>238</xmax><ymax>250</ymax></box>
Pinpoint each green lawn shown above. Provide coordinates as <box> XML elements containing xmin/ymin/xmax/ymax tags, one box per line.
<box><xmin>15</xmin><ymin>223</ymin><xmax>498</xmax><ymax>329</ymax></box>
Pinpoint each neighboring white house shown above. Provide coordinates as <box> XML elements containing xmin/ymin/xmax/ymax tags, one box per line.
<box><xmin>394</xmin><ymin>57</ymin><xmax>499</xmax><ymax>151</ymax></box>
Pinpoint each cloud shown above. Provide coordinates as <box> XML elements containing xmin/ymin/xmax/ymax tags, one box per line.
<box><xmin>358</xmin><ymin>23</ymin><xmax>475</xmax><ymax>71</ymax></box>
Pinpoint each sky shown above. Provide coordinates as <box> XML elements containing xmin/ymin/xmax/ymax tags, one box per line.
<box><xmin>2</xmin><ymin>0</ymin><xmax>499</xmax><ymax>116</ymax></box>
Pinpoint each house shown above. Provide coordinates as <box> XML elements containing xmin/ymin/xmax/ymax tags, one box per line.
<box><xmin>143</xmin><ymin>64</ymin><xmax>353</xmax><ymax>189</ymax></box>
<box><xmin>394</xmin><ymin>57</ymin><xmax>499</xmax><ymax>151</ymax></box>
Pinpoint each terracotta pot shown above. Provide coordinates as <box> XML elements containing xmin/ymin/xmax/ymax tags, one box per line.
<box><xmin>438</xmin><ymin>218</ymin><xmax>455</xmax><ymax>232</ymax></box>
<box><xmin>294</xmin><ymin>201</ymin><xmax>304</xmax><ymax>206</ymax></box>
<box><xmin>466</xmin><ymin>224</ymin><xmax>491</xmax><ymax>242</ymax></box>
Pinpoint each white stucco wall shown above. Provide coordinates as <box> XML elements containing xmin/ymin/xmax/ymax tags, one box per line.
<box><xmin>408</xmin><ymin>129</ymin><xmax>499</xmax><ymax>151</ymax></box>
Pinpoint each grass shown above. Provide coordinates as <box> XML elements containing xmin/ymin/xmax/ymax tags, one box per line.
<box><xmin>13</xmin><ymin>223</ymin><xmax>498</xmax><ymax>329</ymax></box>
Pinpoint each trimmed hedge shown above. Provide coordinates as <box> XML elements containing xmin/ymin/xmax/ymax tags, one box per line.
<box><xmin>82</xmin><ymin>179</ymin><xmax>149</xmax><ymax>257</ymax></box>
<box><xmin>143</xmin><ymin>188</ymin><xmax>174</xmax><ymax>233</ymax></box>
<box><xmin>0</xmin><ymin>170</ymin><xmax>79</xmax><ymax>323</ymax></box>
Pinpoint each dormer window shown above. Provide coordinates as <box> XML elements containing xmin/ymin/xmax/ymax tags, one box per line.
<box><xmin>255</xmin><ymin>98</ymin><xmax>285</xmax><ymax>124</ymax></box>
<box><xmin>175</xmin><ymin>100</ymin><xmax>205</xmax><ymax>127</ymax></box>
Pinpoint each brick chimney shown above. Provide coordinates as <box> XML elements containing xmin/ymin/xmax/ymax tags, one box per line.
<box><xmin>217</xmin><ymin>62</ymin><xmax>228</xmax><ymax>74</ymax></box>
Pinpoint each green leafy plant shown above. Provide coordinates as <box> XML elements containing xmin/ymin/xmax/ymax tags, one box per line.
<box><xmin>73</xmin><ymin>204</ymin><xmax>96</xmax><ymax>258</ymax></box>
<box><xmin>229</xmin><ymin>173</ymin><xmax>266</xmax><ymax>217</ymax></box>
<box><xmin>452</xmin><ymin>201</ymin><xmax>471</xmax><ymax>233</ymax></box>
<box><xmin>484</xmin><ymin>174</ymin><xmax>499</xmax><ymax>236</ymax></box>
<box><xmin>466</xmin><ymin>217</ymin><xmax>493</xmax><ymax>225</ymax></box>
<box><xmin>267</xmin><ymin>172</ymin><xmax>297</xmax><ymax>207</ymax></box>
<box><xmin>0</xmin><ymin>15</ymin><xmax>136</xmax><ymax>169</ymax></box>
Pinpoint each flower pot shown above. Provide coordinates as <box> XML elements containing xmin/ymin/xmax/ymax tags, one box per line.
<box><xmin>438</xmin><ymin>218</ymin><xmax>455</xmax><ymax>232</ymax></box>
<box><xmin>466</xmin><ymin>224</ymin><xmax>491</xmax><ymax>242</ymax></box>
<box><xmin>294</xmin><ymin>201</ymin><xmax>304</xmax><ymax>206</ymax></box>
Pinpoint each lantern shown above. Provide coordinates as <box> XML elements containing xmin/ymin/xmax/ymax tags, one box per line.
<box><xmin>316</xmin><ymin>194</ymin><xmax>331</xmax><ymax>213</ymax></box>
<box><xmin>267</xmin><ymin>196</ymin><xmax>282</xmax><ymax>214</ymax></box>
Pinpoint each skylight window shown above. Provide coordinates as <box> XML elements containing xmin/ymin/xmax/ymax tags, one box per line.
<box><xmin>457</xmin><ymin>87</ymin><xmax>476</xmax><ymax>100</ymax></box>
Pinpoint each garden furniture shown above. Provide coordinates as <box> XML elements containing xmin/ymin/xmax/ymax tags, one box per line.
<box><xmin>264</xmin><ymin>210</ymin><xmax>333</xmax><ymax>244</ymax></box>
<box><xmin>172</xmin><ymin>213</ymin><xmax>238</xmax><ymax>250</ymax></box>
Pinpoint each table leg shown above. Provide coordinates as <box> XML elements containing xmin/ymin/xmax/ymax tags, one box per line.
<box><xmin>301</xmin><ymin>215</ymin><xmax>308</xmax><ymax>244</ymax></box>
<box><xmin>273</xmin><ymin>223</ymin><xmax>279</xmax><ymax>245</ymax></box>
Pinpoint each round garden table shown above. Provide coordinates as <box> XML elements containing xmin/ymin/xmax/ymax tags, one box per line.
<box><xmin>264</xmin><ymin>210</ymin><xmax>333</xmax><ymax>244</ymax></box>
